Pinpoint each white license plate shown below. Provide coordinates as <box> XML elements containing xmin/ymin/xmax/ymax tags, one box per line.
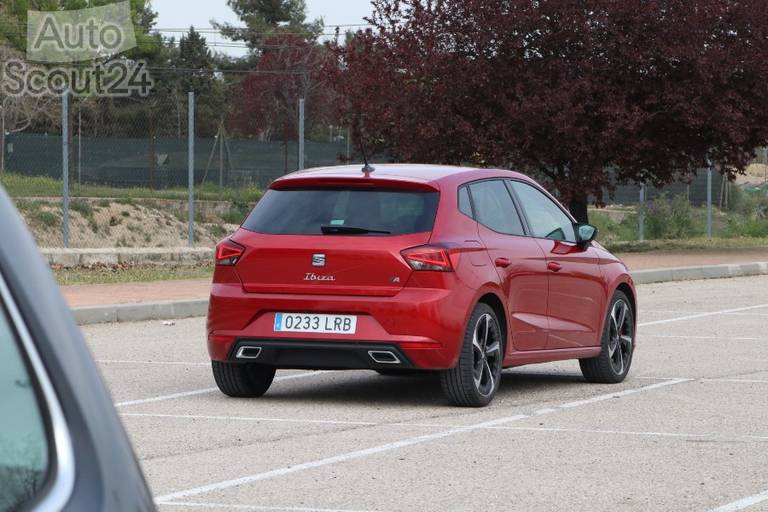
<box><xmin>274</xmin><ymin>313</ymin><xmax>357</xmax><ymax>334</ymax></box>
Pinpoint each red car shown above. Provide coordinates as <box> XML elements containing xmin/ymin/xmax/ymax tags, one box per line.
<box><xmin>207</xmin><ymin>165</ymin><xmax>636</xmax><ymax>407</ymax></box>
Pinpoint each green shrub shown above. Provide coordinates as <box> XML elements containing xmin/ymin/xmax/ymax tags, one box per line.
<box><xmin>222</xmin><ymin>201</ymin><xmax>252</xmax><ymax>225</ymax></box>
<box><xmin>30</xmin><ymin>210</ymin><xmax>59</xmax><ymax>228</ymax></box>
<box><xmin>69</xmin><ymin>198</ymin><xmax>94</xmax><ymax>219</ymax></box>
<box><xmin>590</xmin><ymin>211</ymin><xmax>638</xmax><ymax>243</ymax></box>
<box><xmin>643</xmin><ymin>194</ymin><xmax>700</xmax><ymax>239</ymax></box>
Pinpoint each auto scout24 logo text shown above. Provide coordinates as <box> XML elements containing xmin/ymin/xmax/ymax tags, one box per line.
<box><xmin>1</xmin><ymin>1</ymin><xmax>154</xmax><ymax>97</ymax></box>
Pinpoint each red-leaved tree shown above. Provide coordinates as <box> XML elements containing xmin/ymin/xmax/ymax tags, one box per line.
<box><xmin>330</xmin><ymin>0</ymin><xmax>768</xmax><ymax>222</ymax></box>
<box><xmin>231</xmin><ymin>34</ymin><xmax>335</xmax><ymax>143</ymax></box>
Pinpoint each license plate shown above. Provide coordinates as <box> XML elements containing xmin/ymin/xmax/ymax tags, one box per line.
<box><xmin>274</xmin><ymin>313</ymin><xmax>357</xmax><ymax>334</ymax></box>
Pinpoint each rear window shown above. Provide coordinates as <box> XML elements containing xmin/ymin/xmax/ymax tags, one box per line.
<box><xmin>242</xmin><ymin>188</ymin><xmax>440</xmax><ymax>235</ymax></box>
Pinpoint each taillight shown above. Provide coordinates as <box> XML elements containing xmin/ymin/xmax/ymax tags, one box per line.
<box><xmin>215</xmin><ymin>240</ymin><xmax>245</xmax><ymax>266</ymax></box>
<box><xmin>401</xmin><ymin>245</ymin><xmax>453</xmax><ymax>272</ymax></box>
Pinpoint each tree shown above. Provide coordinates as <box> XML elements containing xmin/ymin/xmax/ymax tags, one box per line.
<box><xmin>230</xmin><ymin>34</ymin><xmax>335</xmax><ymax>152</ymax></box>
<box><xmin>332</xmin><ymin>0</ymin><xmax>768</xmax><ymax>223</ymax></box>
<box><xmin>213</xmin><ymin>0</ymin><xmax>323</xmax><ymax>52</ymax></box>
<box><xmin>0</xmin><ymin>45</ymin><xmax>59</xmax><ymax>132</ymax></box>
<box><xmin>0</xmin><ymin>0</ymin><xmax>160</xmax><ymax>54</ymax></box>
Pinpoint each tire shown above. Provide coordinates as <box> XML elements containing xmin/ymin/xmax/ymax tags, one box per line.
<box><xmin>212</xmin><ymin>361</ymin><xmax>276</xmax><ymax>398</ymax></box>
<box><xmin>580</xmin><ymin>291</ymin><xmax>635</xmax><ymax>383</ymax></box>
<box><xmin>440</xmin><ymin>304</ymin><xmax>504</xmax><ymax>407</ymax></box>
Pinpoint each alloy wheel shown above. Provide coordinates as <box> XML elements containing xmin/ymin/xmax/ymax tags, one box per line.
<box><xmin>471</xmin><ymin>313</ymin><xmax>502</xmax><ymax>396</ymax></box>
<box><xmin>607</xmin><ymin>299</ymin><xmax>633</xmax><ymax>375</ymax></box>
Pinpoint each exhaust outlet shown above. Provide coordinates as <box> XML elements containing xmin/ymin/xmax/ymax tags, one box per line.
<box><xmin>368</xmin><ymin>350</ymin><xmax>401</xmax><ymax>365</ymax></box>
<box><xmin>236</xmin><ymin>346</ymin><xmax>263</xmax><ymax>360</ymax></box>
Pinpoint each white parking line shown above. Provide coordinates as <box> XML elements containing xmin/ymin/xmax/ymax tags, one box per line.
<box><xmin>122</xmin><ymin>412</ymin><xmax>768</xmax><ymax>443</ymax></box>
<box><xmin>99</xmin><ymin>359</ymin><xmax>210</xmax><ymax>366</ymax></box>
<box><xmin>637</xmin><ymin>304</ymin><xmax>768</xmax><ymax>327</ymax></box>
<box><xmin>643</xmin><ymin>309</ymin><xmax>768</xmax><ymax>317</ymax></box>
<box><xmin>115</xmin><ymin>371</ymin><xmax>325</xmax><ymax>408</ymax></box>
<box><xmin>709</xmin><ymin>378</ymin><xmax>768</xmax><ymax>385</ymax></box>
<box><xmin>636</xmin><ymin>377</ymin><xmax>768</xmax><ymax>385</ymax></box>
<box><xmin>161</xmin><ymin>502</ymin><xmax>383</xmax><ymax>512</ymax></box>
<box><xmin>154</xmin><ymin>378</ymin><xmax>689</xmax><ymax>504</ymax></box>
<box><xmin>116</xmin><ymin>387</ymin><xmax>219</xmax><ymax>407</ymax></box>
<box><xmin>486</xmin><ymin>426</ymin><xmax>768</xmax><ymax>442</ymax></box>
<box><xmin>706</xmin><ymin>487</ymin><xmax>768</xmax><ymax>512</ymax></box>
<box><xmin>122</xmin><ymin>412</ymin><xmax>381</xmax><ymax>427</ymax></box>
<box><xmin>641</xmin><ymin>334</ymin><xmax>766</xmax><ymax>341</ymax></box>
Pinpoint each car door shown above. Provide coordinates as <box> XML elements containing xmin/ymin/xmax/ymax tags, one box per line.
<box><xmin>467</xmin><ymin>180</ymin><xmax>549</xmax><ymax>351</ymax></box>
<box><xmin>0</xmin><ymin>187</ymin><xmax>155</xmax><ymax>511</ymax></box>
<box><xmin>508</xmin><ymin>180</ymin><xmax>605</xmax><ymax>349</ymax></box>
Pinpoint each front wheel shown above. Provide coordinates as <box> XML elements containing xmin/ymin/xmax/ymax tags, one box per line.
<box><xmin>579</xmin><ymin>291</ymin><xmax>635</xmax><ymax>383</ymax></box>
<box><xmin>440</xmin><ymin>304</ymin><xmax>503</xmax><ymax>407</ymax></box>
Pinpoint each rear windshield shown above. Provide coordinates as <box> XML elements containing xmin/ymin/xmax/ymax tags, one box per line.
<box><xmin>242</xmin><ymin>188</ymin><xmax>440</xmax><ymax>235</ymax></box>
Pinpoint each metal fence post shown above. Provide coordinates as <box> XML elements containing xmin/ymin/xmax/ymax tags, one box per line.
<box><xmin>188</xmin><ymin>91</ymin><xmax>195</xmax><ymax>247</ymax></box>
<box><xmin>62</xmin><ymin>92</ymin><xmax>70</xmax><ymax>248</ymax></box>
<box><xmin>346</xmin><ymin>126</ymin><xmax>351</xmax><ymax>161</ymax></box>
<box><xmin>77</xmin><ymin>107</ymin><xmax>82</xmax><ymax>184</ymax></box>
<box><xmin>638</xmin><ymin>184</ymin><xmax>645</xmax><ymax>242</ymax></box>
<box><xmin>298</xmin><ymin>98</ymin><xmax>305</xmax><ymax>170</ymax></box>
<box><xmin>706</xmin><ymin>165</ymin><xmax>713</xmax><ymax>239</ymax></box>
<box><xmin>0</xmin><ymin>102</ymin><xmax>5</xmax><ymax>173</ymax></box>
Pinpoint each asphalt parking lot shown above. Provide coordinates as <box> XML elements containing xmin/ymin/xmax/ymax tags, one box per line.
<box><xmin>84</xmin><ymin>275</ymin><xmax>768</xmax><ymax>512</ymax></box>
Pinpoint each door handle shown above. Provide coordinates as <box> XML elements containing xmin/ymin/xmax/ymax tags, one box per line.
<box><xmin>495</xmin><ymin>257</ymin><xmax>511</xmax><ymax>268</ymax></box>
<box><xmin>547</xmin><ymin>261</ymin><xmax>563</xmax><ymax>272</ymax></box>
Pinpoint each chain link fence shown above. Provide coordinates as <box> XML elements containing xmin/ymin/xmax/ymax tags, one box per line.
<box><xmin>1</xmin><ymin>90</ymin><xmax>766</xmax><ymax>249</ymax></box>
<box><xmin>1</xmin><ymin>90</ymin><xmax>351</xmax><ymax>249</ymax></box>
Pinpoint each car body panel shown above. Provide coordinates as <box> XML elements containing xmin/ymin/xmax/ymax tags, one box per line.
<box><xmin>207</xmin><ymin>164</ymin><xmax>636</xmax><ymax>374</ymax></box>
<box><xmin>536</xmin><ymin>239</ymin><xmax>607</xmax><ymax>349</ymax></box>
<box><xmin>475</xmin><ymin>223</ymin><xmax>550</xmax><ymax>352</ymax></box>
<box><xmin>0</xmin><ymin>187</ymin><xmax>154</xmax><ymax>511</ymax></box>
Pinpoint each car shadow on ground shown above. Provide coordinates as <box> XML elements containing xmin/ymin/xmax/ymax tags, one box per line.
<box><xmin>260</xmin><ymin>370</ymin><xmax>588</xmax><ymax>407</ymax></box>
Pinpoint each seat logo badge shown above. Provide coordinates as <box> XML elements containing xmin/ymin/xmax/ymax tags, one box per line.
<box><xmin>305</xmin><ymin>273</ymin><xmax>335</xmax><ymax>282</ymax></box>
<box><xmin>312</xmin><ymin>254</ymin><xmax>326</xmax><ymax>267</ymax></box>
<box><xmin>390</xmin><ymin>277</ymin><xmax>401</xmax><ymax>283</ymax></box>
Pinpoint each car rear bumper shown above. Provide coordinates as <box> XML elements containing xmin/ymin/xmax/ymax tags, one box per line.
<box><xmin>225</xmin><ymin>340</ymin><xmax>415</xmax><ymax>370</ymax></box>
<box><xmin>206</xmin><ymin>282</ymin><xmax>471</xmax><ymax>369</ymax></box>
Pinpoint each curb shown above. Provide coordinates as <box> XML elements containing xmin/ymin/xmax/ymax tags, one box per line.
<box><xmin>43</xmin><ymin>247</ymin><xmax>213</xmax><ymax>268</ymax></box>
<box><xmin>70</xmin><ymin>261</ymin><xmax>768</xmax><ymax>326</ymax></box>
<box><xmin>631</xmin><ymin>261</ymin><xmax>768</xmax><ymax>285</ymax></box>
<box><xmin>73</xmin><ymin>299</ymin><xmax>208</xmax><ymax>326</ymax></box>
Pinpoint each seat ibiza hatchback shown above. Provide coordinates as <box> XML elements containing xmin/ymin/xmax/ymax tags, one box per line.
<box><xmin>207</xmin><ymin>165</ymin><xmax>636</xmax><ymax>407</ymax></box>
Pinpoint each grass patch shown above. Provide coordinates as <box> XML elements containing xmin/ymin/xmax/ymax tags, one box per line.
<box><xmin>1</xmin><ymin>173</ymin><xmax>263</xmax><ymax>203</ymax></box>
<box><xmin>53</xmin><ymin>264</ymin><xmax>214</xmax><ymax>286</ymax></box>
<box><xmin>69</xmin><ymin>198</ymin><xmax>94</xmax><ymax>219</ymax></box>
<box><xmin>30</xmin><ymin>209</ymin><xmax>59</xmax><ymax>228</ymax></box>
<box><xmin>222</xmin><ymin>200</ymin><xmax>252</xmax><ymax>225</ymax></box>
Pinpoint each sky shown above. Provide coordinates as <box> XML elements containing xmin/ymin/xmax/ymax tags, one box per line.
<box><xmin>152</xmin><ymin>0</ymin><xmax>374</xmax><ymax>57</ymax></box>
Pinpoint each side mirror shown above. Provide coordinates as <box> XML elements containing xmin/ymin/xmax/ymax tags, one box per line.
<box><xmin>575</xmin><ymin>223</ymin><xmax>598</xmax><ymax>246</ymax></box>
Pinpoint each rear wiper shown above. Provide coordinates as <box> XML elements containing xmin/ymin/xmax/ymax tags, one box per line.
<box><xmin>320</xmin><ymin>225</ymin><xmax>391</xmax><ymax>235</ymax></box>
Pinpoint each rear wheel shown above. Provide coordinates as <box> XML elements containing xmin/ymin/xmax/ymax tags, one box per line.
<box><xmin>579</xmin><ymin>291</ymin><xmax>635</xmax><ymax>383</ymax></box>
<box><xmin>212</xmin><ymin>361</ymin><xmax>276</xmax><ymax>397</ymax></box>
<box><xmin>440</xmin><ymin>304</ymin><xmax>503</xmax><ymax>407</ymax></box>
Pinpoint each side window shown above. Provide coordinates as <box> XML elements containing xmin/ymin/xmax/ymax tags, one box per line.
<box><xmin>468</xmin><ymin>180</ymin><xmax>525</xmax><ymax>236</ymax></box>
<box><xmin>0</xmin><ymin>305</ymin><xmax>51</xmax><ymax>511</ymax></box>
<box><xmin>510</xmin><ymin>181</ymin><xmax>576</xmax><ymax>242</ymax></box>
<box><xmin>458</xmin><ymin>186</ymin><xmax>473</xmax><ymax>218</ymax></box>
